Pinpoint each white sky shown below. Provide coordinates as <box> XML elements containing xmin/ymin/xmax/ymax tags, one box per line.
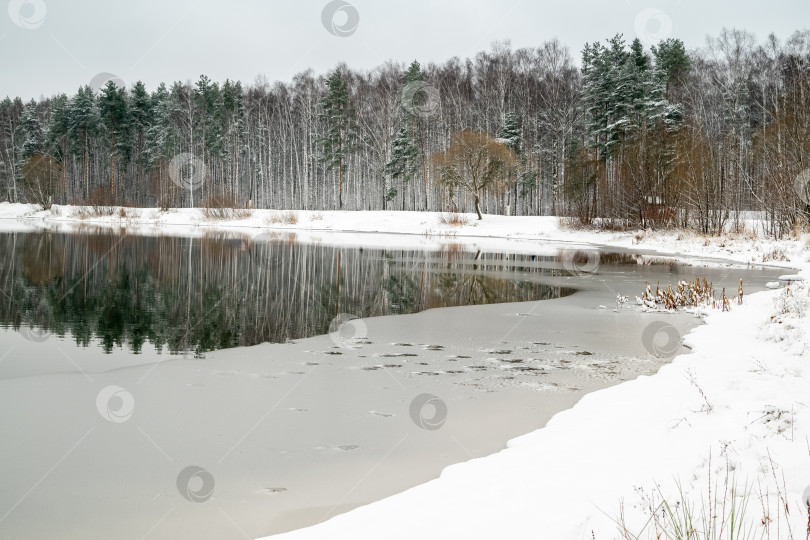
<box><xmin>2</xmin><ymin>0</ymin><xmax>809</xmax><ymax>100</ymax></box>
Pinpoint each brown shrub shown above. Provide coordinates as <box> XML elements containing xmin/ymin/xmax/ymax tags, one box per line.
<box><xmin>200</xmin><ymin>192</ymin><xmax>252</xmax><ymax>220</ymax></box>
<box><xmin>267</xmin><ymin>211</ymin><xmax>298</xmax><ymax>225</ymax></box>
<box><xmin>438</xmin><ymin>212</ymin><xmax>469</xmax><ymax>226</ymax></box>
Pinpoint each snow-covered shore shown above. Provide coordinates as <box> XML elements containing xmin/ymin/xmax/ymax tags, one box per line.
<box><xmin>266</xmin><ymin>281</ymin><xmax>810</xmax><ymax>539</ymax></box>
<box><xmin>0</xmin><ymin>202</ymin><xmax>801</xmax><ymax>268</ymax></box>
<box><xmin>2</xmin><ymin>203</ymin><xmax>809</xmax><ymax>538</ymax></box>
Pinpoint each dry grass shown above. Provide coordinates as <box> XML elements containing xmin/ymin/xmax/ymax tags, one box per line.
<box><xmin>83</xmin><ymin>186</ymin><xmax>117</xmax><ymax>216</ymax></box>
<box><xmin>203</xmin><ymin>207</ymin><xmax>253</xmax><ymax>220</ymax></box>
<box><xmin>615</xmin><ymin>454</ymin><xmax>809</xmax><ymax>540</ymax></box>
<box><xmin>74</xmin><ymin>205</ymin><xmax>115</xmax><ymax>219</ymax></box>
<box><xmin>638</xmin><ymin>275</ymin><xmax>735</xmax><ymax>311</ymax></box>
<box><xmin>266</xmin><ymin>211</ymin><xmax>299</xmax><ymax>225</ymax></box>
<box><xmin>728</xmin><ymin>222</ymin><xmax>759</xmax><ymax>241</ymax></box>
<box><xmin>616</xmin><ymin>478</ymin><xmax>758</xmax><ymax>539</ymax></box>
<box><xmin>310</xmin><ymin>212</ymin><xmax>324</xmax><ymax>221</ymax></box>
<box><xmin>200</xmin><ymin>193</ymin><xmax>252</xmax><ymax>220</ymax></box>
<box><xmin>438</xmin><ymin>212</ymin><xmax>470</xmax><ymax>226</ymax></box>
<box><xmin>762</xmin><ymin>247</ymin><xmax>789</xmax><ymax>262</ymax></box>
<box><xmin>557</xmin><ymin>216</ymin><xmax>593</xmax><ymax>230</ymax></box>
<box><xmin>557</xmin><ymin>216</ymin><xmax>637</xmax><ymax>231</ymax></box>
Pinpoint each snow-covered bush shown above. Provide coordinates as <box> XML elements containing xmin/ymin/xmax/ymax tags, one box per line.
<box><xmin>771</xmin><ymin>282</ymin><xmax>810</xmax><ymax>318</ymax></box>
<box><xmin>760</xmin><ymin>281</ymin><xmax>810</xmax><ymax>354</ymax></box>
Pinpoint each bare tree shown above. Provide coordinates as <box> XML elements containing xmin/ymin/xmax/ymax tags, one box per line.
<box><xmin>432</xmin><ymin>130</ymin><xmax>516</xmax><ymax>219</ymax></box>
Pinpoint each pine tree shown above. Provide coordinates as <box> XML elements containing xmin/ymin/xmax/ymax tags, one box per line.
<box><xmin>144</xmin><ymin>83</ymin><xmax>179</xmax><ymax>207</ymax></box>
<box><xmin>129</xmin><ymin>81</ymin><xmax>152</xmax><ymax>191</ymax></box>
<box><xmin>69</xmin><ymin>85</ymin><xmax>100</xmax><ymax>198</ymax></box>
<box><xmin>221</xmin><ymin>79</ymin><xmax>246</xmax><ymax>197</ymax></box>
<box><xmin>98</xmin><ymin>80</ymin><xmax>131</xmax><ymax>195</ymax></box>
<box><xmin>194</xmin><ymin>75</ymin><xmax>223</xmax><ymax>199</ymax></box>
<box><xmin>582</xmin><ymin>41</ymin><xmax>611</xmax><ymax>158</ymax></box>
<box><xmin>45</xmin><ymin>94</ymin><xmax>70</xmax><ymax>200</ymax></box>
<box><xmin>651</xmin><ymin>38</ymin><xmax>691</xmax><ymax>101</ymax></box>
<box><xmin>403</xmin><ymin>60</ymin><xmax>429</xmax><ymax>209</ymax></box>
<box><xmin>318</xmin><ymin>70</ymin><xmax>357</xmax><ymax>209</ymax></box>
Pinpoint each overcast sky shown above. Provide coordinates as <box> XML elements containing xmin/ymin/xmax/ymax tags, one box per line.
<box><xmin>2</xmin><ymin>0</ymin><xmax>809</xmax><ymax>100</ymax></box>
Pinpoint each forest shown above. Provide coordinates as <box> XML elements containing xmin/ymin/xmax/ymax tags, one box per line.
<box><xmin>1</xmin><ymin>28</ymin><xmax>809</xmax><ymax>236</ymax></box>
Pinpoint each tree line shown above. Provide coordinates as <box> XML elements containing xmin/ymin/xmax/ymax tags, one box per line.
<box><xmin>1</xmin><ymin>28</ymin><xmax>808</xmax><ymax>235</ymax></box>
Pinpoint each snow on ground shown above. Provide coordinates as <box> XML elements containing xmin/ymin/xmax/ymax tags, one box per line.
<box><xmin>0</xmin><ymin>202</ymin><xmax>804</xmax><ymax>268</ymax></box>
<box><xmin>2</xmin><ymin>202</ymin><xmax>810</xmax><ymax>538</ymax></box>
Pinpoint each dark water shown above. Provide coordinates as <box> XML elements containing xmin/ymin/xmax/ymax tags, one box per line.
<box><xmin>0</xmin><ymin>231</ymin><xmax>575</xmax><ymax>355</ymax></box>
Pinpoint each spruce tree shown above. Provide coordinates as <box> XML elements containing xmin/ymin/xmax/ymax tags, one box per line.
<box><xmin>318</xmin><ymin>70</ymin><xmax>357</xmax><ymax>209</ymax></box>
<box><xmin>385</xmin><ymin>125</ymin><xmax>419</xmax><ymax>209</ymax></box>
<box><xmin>497</xmin><ymin>112</ymin><xmax>522</xmax><ymax>155</ymax></box>
<box><xmin>19</xmin><ymin>100</ymin><xmax>43</xmax><ymax>163</ymax></box>
<box><xmin>386</xmin><ymin>61</ymin><xmax>426</xmax><ymax>211</ymax></box>
<box><xmin>498</xmin><ymin>112</ymin><xmax>531</xmax><ymax>211</ymax></box>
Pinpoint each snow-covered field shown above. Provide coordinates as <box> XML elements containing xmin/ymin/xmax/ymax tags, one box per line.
<box><xmin>2</xmin><ymin>202</ymin><xmax>809</xmax><ymax>538</ymax></box>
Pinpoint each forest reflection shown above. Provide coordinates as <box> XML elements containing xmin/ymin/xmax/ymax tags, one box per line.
<box><xmin>0</xmin><ymin>231</ymin><xmax>575</xmax><ymax>355</ymax></box>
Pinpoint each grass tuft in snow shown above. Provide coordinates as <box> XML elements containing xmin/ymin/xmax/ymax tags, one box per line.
<box><xmin>613</xmin><ymin>455</ymin><xmax>807</xmax><ymax>540</ymax></box>
<box><xmin>438</xmin><ymin>212</ymin><xmax>470</xmax><ymax>226</ymax></box>
<box><xmin>266</xmin><ymin>211</ymin><xmax>299</xmax><ymax>225</ymax></box>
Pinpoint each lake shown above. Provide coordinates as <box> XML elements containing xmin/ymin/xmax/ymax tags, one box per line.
<box><xmin>0</xmin><ymin>228</ymin><xmax>787</xmax><ymax>539</ymax></box>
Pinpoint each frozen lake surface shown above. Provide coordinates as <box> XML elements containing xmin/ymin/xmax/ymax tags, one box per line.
<box><xmin>0</xmin><ymin>229</ymin><xmax>788</xmax><ymax>539</ymax></box>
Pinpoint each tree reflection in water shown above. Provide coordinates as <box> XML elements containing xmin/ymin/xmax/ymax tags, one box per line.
<box><xmin>0</xmin><ymin>231</ymin><xmax>574</xmax><ymax>356</ymax></box>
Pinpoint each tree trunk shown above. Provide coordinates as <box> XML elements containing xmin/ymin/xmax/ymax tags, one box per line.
<box><xmin>110</xmin><ymin>136</ymin><xmax>116</xmax><ymax>195</ymax></box>
<box><xmin>474</xmin><ymin>195</ymin><xmax>483</xmax><ymax>220</ymax></box>
<box><xmin>419</xmin><ymin>121</ymin><xmax>427</xmax><ymax>211</ymax></box>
